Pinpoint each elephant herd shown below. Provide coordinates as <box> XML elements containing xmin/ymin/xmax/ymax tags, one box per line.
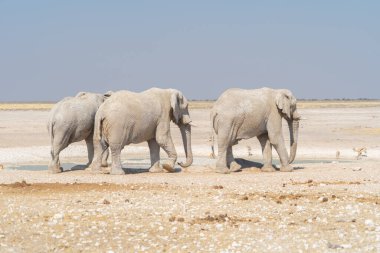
<box><xmin>47</xmin><ymin>87</ymin><xmax>300</xmax><ymax>174</ymax></box>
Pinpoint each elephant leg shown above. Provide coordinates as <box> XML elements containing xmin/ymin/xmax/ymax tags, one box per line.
<box><xmin>148</xmin><ymin>139</ymin><xmax>163</xmax><ymax>173</ymax></box>
<box><xmin>49</xmin><ymin>146</ymin><xmax>62</xmax><ymax>174</ymax></box>
<box><xmin>269</xmin><ymin>132</ymin><xmax>293</xmax><ymax>172</ymax></box>
<box><xmin>85</xmin><ymin>134</ymin><xmax>94</xmax><ymax>166</ymax></box>
<box><xmin>91</xmin><ymin>137</ymin><xmax>107</xmax><ymax>172</ymax></box>
<box><xmin>156</xmin><ymin>133</ymin><xmax>177</xmax><ymax>173</ymax></box>
<box><xmin>215</xmin><ymin>129</ymin><xmax>230</xmax><ymax>174</ymax></box>
<box><xmin>257</xmin><ymin>134</ymin><xmax>276</xmax><ymax>172</ymax></box>
<box><xmin>48</xmin><ymin>134</ymin><xmax>69</xmax><ymax>173</ymax></box>
<box><xmin>227</xmin><ymin>146</ymin><xmax>241</xmax><ymax>172</ymax></box>
<box><xmin>109</xmin><ymin>143</ymin><xmax>125</xmax><ymax>175</ymax></box>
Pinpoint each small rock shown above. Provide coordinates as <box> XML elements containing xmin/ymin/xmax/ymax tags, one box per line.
<box><xmin>215</xmin><ymin>224</ymin><xmax>223</xmax><ymax>231</ymax></box>
<box><xmin>318</xmin><ymin>197</ymin><xmax>328</xmax><ymax>203</ymax></box>
<box><xmin>103</xmin><ymin>199</ymin><xmax>111</xmax><ymax>205</ymax></box>
<box><xmin>327</xmin><ymin>242</ymin><xmax>343</xmax><ymax>249</ymax></box>
<box><xmin>52</xmin><ymin>213</ymin><xmax>64</xmax><ymax>221</ymax></box>
<box><xmin>231</xmin><ymin>241</ymin><xmax>240</xmax><ymax>247</ymax></box>
<box><xmin>170</xmin><ymin>227</ymin><xmax>177</xmax><ymax>234</ymax></box>
<box><xmin>365</xmin><ymin>219</ymin><xmax>374</xmax><ymax>227</ymax></box>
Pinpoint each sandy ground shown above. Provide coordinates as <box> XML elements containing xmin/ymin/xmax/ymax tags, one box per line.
<box><xmin>0</xmin><ymin>104</ymin><xmax>380</xmax><ymax>252</ymax></box>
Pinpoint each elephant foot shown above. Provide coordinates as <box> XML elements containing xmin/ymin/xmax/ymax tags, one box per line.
<box><xmin>162</xmin><ymin>163</ymin><xmax>175</xmax><ymax>173</ymax></box>
<box><xmin>48</xmin><ymin>165</ymin><xmax>62</xmax><ymax>174</ymax></box>
<box><xmin>229</xmin><ymin>161</ymin><xmax>242</xmax><ymax>172</ymax></box>
<box><xmin>215</xmin><ymin>167</ymin><xmax>230</xmax><ymax>174</ymax></box>
<box><xmin>261</xmin><ymin>165</ymin><xmax>276</xmax><ymax>172</ymax></box>
<box><xmin>149</xmin><ymin>165</ymin><xmax>164</xmax><ymax>173</ymax></box>
<box><xmin>90</xmin><ymin>162</ymin><xmax>102</xmax><ymax>173</ymax></box>
<box><xmin>280</xmin><ymin>164</ymin><xmax>294</xmax><ymax>172</ymax></box>
<box><xmin>110</xmin><ymin>166</ymin><xmax>125</xmax><ymax>175</ymax></box>
<box><xmin>91</xmin><ymin>167</ymin><xmax>103</xmax><ymax>174</ymax></box>
<box><xmin>48</xmin><ymin>168</ymin><xmax>62</xmax><ymax>174</ymax></box>
<box><xmin>101</xmin><ymin>162</ymin><xmax>108</xmax><ymax>167</ymax></box>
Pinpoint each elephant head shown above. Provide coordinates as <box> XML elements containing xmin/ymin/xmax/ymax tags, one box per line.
<box><xmin>276</xmin><ymin>89</ymin><xmax>301</xmax><ymax>163</ymax></box>
<box><xmin>170</xmin><ymin>90</ymin><xmax>193</xmax><ymax>168</ymax></box>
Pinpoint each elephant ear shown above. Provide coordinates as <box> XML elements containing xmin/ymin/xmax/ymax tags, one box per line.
<box><xmin>171</xmin><ymin>90</ymin><xmax>183</xmax><ymax>124</ymax></box>
<box><xmin>104</xmin><ymin>90</ymin><xmax>113</xmax><ymax>98</ymax></box>
<box><xmin>75</xmin><ymin>92</ymin><xmax>87</xmax><ymax>98</ymax></box>
<box><xmin>276</xmin><ymin>91</ymin><xmax>291</xmax><ymax>119</ymax></box>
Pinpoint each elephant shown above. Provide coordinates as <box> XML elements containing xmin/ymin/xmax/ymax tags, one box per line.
<box><xmin>47</xmin><ymin>91</ymin><xmax>112</xmax><ymax>173</ymax></box>
<box><xmin>210</xmin><ymin>87</ymin><xmax>301</xmax><ymax>174</ymax></box>
<box><xmin>91</xmin><ymin>88</ymin><xmax>194</xmax><ymax>175</ymax></box>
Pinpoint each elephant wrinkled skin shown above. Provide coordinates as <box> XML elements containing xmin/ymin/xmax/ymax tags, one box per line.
<box><xmin>91</xmin><ymin>88</ymin><xmax>193</xmax><ymax>175</ymax></box>
<box><xmin>47</xmin><ymin>92</ymin><xmax>111</xmax><ymax>173</ymax></box>
<box><xmin>211</xmin><ymin>87</ymin><xmax>300</xmax><ymax>174</ymax></box>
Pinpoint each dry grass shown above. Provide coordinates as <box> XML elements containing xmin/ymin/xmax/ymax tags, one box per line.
<box><xmin>1</xmin><ymin>100</ymin><xmax>380</xmax><ymax>111</ymax></box>
<box><xmin>297</xmin><ymin>100</ymin><xmax>380</xmax><ymax>109</ymax></box>
<box><xmin>341</xmin><ymin>127</ymin><xmax>380</xmax><ymax>135</ymax></box>
<box><xmin>0</xmin><ymin>103</ymin><xmax>53</xmax><ymax>111</ymax></box>
<box><xmin>188</xmin><ymin>101</ymin><xmax>215</xmax><ymax>109</ymax></box>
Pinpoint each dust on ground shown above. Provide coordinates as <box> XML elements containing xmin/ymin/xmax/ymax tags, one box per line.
<box><xmin>0</xmin><ymin>102</ymin><xmax>380</xmax><ymax>252</ymax></box>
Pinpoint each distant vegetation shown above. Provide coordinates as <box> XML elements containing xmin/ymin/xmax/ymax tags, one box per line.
<box><xmin>1</xmin><ymin>99</ymin><xmax>380</xmax><ymax>111</ymax></box>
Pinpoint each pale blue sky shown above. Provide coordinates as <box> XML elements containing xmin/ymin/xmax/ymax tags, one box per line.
<box><xmin>1</xmin><ymin>1</ymin><xmax>379</xmax><ymax>101</ymax></box>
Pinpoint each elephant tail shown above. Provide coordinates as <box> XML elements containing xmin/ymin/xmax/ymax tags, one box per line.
<box><xmin>47</xmin><ymin>119</ymin><xmax>55</xmax><ymax>147</ymax></box>
<box><xmin>93</xmin><ymin>111</ymin><xmax>104</xmax><ymax>142</ymax></box>
<box><xmin>209</xmin><ymin>110</ymin><xmax>217</xmax><ymax>159</ymax></box>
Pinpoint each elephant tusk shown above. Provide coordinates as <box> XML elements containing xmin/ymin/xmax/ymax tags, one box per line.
<box><xmin>189</xmin><ymin>122</ymin><xmax>197</xmax><ymax>127</ymax></box>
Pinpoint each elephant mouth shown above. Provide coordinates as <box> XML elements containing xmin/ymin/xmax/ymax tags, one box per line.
<box><xmin>181</xmin><ymin>114</ymin><xmax>192</xmax><ymax>125</ymax></box>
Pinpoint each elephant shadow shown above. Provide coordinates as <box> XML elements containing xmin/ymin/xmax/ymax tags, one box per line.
<box><xmin>60</xmin><ymin>164</ymin><xmax>183</xmax><ymax>174</ymax></box>
<box><xmin>235</xmin><ymin>158</ymin><xmax>264</xmax><ymax>170</ymax></box>
<box><xmin>235</xmin><ymin>158</ymin><xmax>304</xmax><ymax>171</ymax></box>
<box><xmin>121</xmin><ymin>167</ymin><xmax>150</xmax><ymax>174</ymax></box>
<box><xmin>61</xmin><ymin>164</ymin><xmax>88</xmax><ymax>173</ymax></box>
<box><xmin>120</xmin><ymin>167</ymin><xmax>182</xmax><ymax>174</ymax></box>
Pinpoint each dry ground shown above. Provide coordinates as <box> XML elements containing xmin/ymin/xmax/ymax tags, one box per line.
<box><xmin>0</xmin><ymin>101</ymin><xmax>380</xmax><ymax>252</ymax></box>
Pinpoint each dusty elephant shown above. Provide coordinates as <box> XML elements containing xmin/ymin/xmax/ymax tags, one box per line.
<box><xmin>91</xmin><ymin>88</ymin><xmax>193</xmax><ymax>175</ymax></box>
<box><xmin>47</xmin><ymin>91</ymin><xmax>112</xmax><ymax>173</ymax></box>
<box><xmin>210</xmin><ymin>87</ymin><xmax>301</xmax><ymax>174</ymax></box>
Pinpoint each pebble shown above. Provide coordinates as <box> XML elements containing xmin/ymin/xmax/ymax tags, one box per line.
<box><xmin>365</xmin><ymin>219</ymin><xmax>374</xmax><ymax>227</ymax></box>
<box><xmin>318</xmin><ymin>197</ymin><xmax>328</xmax><ymax>203</ymax></box>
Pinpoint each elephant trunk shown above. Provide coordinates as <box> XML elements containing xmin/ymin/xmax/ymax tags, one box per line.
<box><xmin>178</xmin><ymin>124</ymin><xmax>193</xmax><ymax>167</ymax></box>
<box><xmin>288</xmin><ymin>118</ymin><xmax>299</xmax><ymax>164</ymax></box>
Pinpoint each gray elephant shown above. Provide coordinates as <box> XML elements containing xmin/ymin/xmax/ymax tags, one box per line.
<box><xmin>211</xmin><ymin>87</ymin><xmax>300</xmax><ymax>174</ymax></box>
<box><xmin>47</xmin><ymin>91</ymin><xmax>112</xmax><ymax>173</ymax></box>
<box><xmin>91</xmin><ymin>88</ymin><xmax>193</xmax><ymax>175</ymax></box>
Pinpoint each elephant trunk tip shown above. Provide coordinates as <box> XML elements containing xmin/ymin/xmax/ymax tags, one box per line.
<box><xmin>178</xmin><ymin>157</ymin><xmax>193</xmax><ymax>168</ymax></box>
